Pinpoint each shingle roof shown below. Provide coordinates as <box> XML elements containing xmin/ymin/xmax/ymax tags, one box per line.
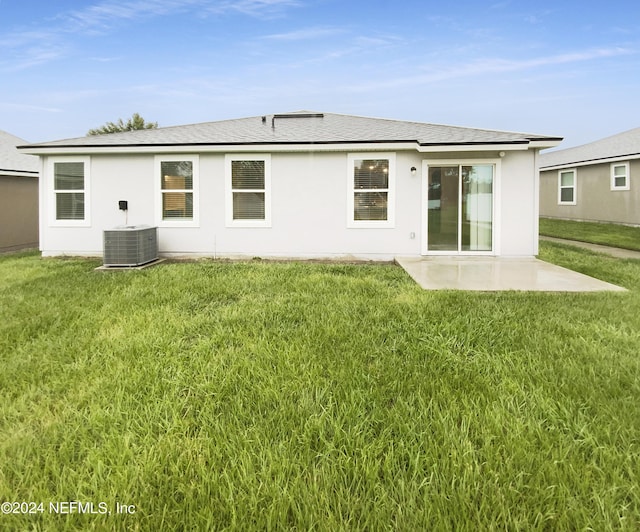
<box><xmin>19</xmin><ymin>111</ymin><xmax>561</xmax><ymax>151</ymax></box>
<box><xmin>539</xmin><ymin>127</ymin><xmax>640</xmax><ymax>169</ymax></box>
<box><xmin>0</xmin><ymin>130</ymin><xmax>39</xmax><ymax>175</ymax></box>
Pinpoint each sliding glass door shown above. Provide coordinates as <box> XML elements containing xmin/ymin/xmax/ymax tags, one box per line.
<box><xmin>427</xmin><ymin>164</ymin><xmax>493</xmax><ymax>252</ymax></box>
<box><xmin>427</xmin><ymin>166</ymin><xmax>459</xmax><ymax>250</ymax></box>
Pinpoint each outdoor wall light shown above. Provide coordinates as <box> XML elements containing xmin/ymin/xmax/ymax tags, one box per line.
<box><xmin>410</xmin><ymin>166</ymin><xmax>417</xmax><ymax>176</ymax></box>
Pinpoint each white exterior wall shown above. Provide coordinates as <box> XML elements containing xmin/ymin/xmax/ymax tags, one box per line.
<box><xmin>498</xmin><ymin>150</ymin><xmax>539</xmax><ymax>256</ymax></box>
<box><xmin>40</xmin><ymin>155</ymin><xmax>154</xmax><ymax>255</ymax></box>
<box><xmin>39</xmin><ymin>148</ymin><xmax>538</xmax><ymax>260</ymax></box>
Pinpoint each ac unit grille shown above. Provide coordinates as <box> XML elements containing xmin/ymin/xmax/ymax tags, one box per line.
<box><xmin>103</xmin><ymin>226</ymin><xmax>158</xmax><ymax>266</ymax></box>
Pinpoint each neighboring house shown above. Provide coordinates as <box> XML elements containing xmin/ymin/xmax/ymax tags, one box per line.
<box><xmin>0</xmin><ymin>130</ymin><xmax>39</xmax><ymax>252</ymax></box>
<box><xmin>19</xmin><ymin>111</ymin><xmax>561</xmax><ymax>260</ymax></box>
<box><xmin>539</xmin><ymin>127</ymin><xmax>640</xmax><ymax>225</ymax></box>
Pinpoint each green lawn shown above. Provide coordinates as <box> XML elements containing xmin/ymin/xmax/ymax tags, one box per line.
<box><xmin>1</xmin><ymin>246</ymin><xmax>639</xmax><ymax>530</ymax></box>
<box><xmin>540</xmin><ymin>217</ymin><xmax>640</xmax><ymax>251</ymax></box>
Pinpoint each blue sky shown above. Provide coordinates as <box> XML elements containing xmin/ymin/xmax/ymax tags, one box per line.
<box><xmin>1</xmin><ymin>0</ymin><xmax>638</xmax><ymax>147</ymax></box>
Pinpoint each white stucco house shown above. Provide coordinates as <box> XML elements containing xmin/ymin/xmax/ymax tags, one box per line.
<box><xmin>19</xmin><ymin>112</ymin><xmax>561</xmax><ymax>261</ymax></box>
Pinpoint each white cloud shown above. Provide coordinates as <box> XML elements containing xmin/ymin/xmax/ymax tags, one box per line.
<box><xmin>0</xmin><ymin>30</ymin><xmax>56</xmax><ymax>49</ymax></box>
<box><xmin>461</xmin><ymin>47</ymin><xmax>633</xmax><ymax>76</ymax></box>
<box><xmin>342</xmin><ymin>47</ymin><xmax>635</xmax><ymax>92</ymax></box>
<box><xmin>0</xmin><ymin>30</ymin><xmax>68</xmax><ymax>71</ymax></box>
<box><xmin>263</xmin><ymin>26</ymin><xmax>344</xmax><ymax>41</ymax></box>
<box><xmin>63</xmin><ymin>0</ymin><xmax>207</xmax><ymax>32</ymax></box>
<box><xmin>208</xmin><ymin>0</ymin><xmax>299</xmax><ymax>17</ymax></box>
<box><xmin>0</xmin><ymin>0</ymin><xmax>302</xmax><ymax>71</ymax></box>
<box><xmin>0</xmin><ymin>102</ymin><xmax>63</xmax><ymax>114</ymax></box>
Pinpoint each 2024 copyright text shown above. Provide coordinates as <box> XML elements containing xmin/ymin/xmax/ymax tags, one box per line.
<box><xmin>2</xmin><ymin>501</ymin><xmax>136</xmax><ymax>516</ymax></box>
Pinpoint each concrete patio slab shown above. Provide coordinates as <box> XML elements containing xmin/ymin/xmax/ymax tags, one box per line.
<box><xmin>395</xmin><ymin>256</ymin><xmax>627</xmax><ymax>292</ymax></box>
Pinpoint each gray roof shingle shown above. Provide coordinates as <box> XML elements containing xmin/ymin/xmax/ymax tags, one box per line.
<box><xmin>19</xmin><ymin>112</ymin><xmax>561</xmax><ymax>151</ymax></box>
<box><xmin>539</xmin><ymin>127</ymin><xmax>640</xmax><ymax>169</ymax></box>
<box><xmin>1</xmin><ymin>130</ymin><xmax>39</xmax><ymax>175</ymax></box>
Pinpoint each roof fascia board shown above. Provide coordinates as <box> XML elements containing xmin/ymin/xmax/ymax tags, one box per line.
<box><xmin>0</xmin><ymin>169</ymin><xmax>39</xmax><ymax>178</ymax></box>
<box><xmin>540</xmin><ymin>152</ymin><xmax>640</xmax><ymax>171</ymax></box>
<box><xmin>527</xmin><ymin>139</ymin><xmax>563</xmax><ymax>149</ymax></box>
<box><xmin>21</xmin><ymin>140</ymin><xmax>553</xmax><ymax>156</ymax></box>
<box><xmin>18</xmin><ymin>138</ymin><xmax>562</xmax><ymax>155</ymax></box>
<box><xmin>19</xmin><ymin>141</ymin><xmax>420</xmax><ymax>155</ymax></box>
<box><xmin>417</xmin><ymin>142</ymin><xmax>532</xmax><ymax>153</ymax></box>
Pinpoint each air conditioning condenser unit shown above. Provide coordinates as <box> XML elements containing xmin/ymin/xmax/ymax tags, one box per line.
<box><xmin>103</xmin><ymin>225</ymin><xmax>158</xmax><ymax>267</ymax></box>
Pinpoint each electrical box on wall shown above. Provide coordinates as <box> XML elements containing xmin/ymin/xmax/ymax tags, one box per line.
<box><xmin>118</xmin><ymin>200</ymin><xmax>128</xmax><ymax>211</ymax></box>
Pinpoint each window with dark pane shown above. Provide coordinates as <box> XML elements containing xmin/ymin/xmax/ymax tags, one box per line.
<box><xmin>161</xmin><ymin>161</ymin><xmax>193</xmax><ymax>219</ymax></box>
<box><xmin>232</xmin><ymin>160</ymin><xmax>265</xmax><ymax>220</ymax></box>
<box><xmin>353</xmin><ymin>159</ymin><xmax>389</xmax><ymax>221</ymax></box>
<box><xmin>232</xmin><ymin>160</ymin><xmax>264</xmax><ymax>189</ymax></box>
<box><xmin>559</xmin><ymin>170</ymin><xmax>575</xmax><ymax>204</ymax></box>
<box><xmin>54</xmin><ymin>162</ymin><xmax>85</xmax><ymax>220</ymax></box>
<box><xmin>612</xmin><ymin>164</ymin><xmax>627</xmax><ymax>189</ymax></box>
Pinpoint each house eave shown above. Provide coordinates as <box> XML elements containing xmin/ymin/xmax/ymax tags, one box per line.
<box><xmin>527</xmin><ymin>139</ymin><xmax>563</xmax><ymax>149</ymax></box>
<box><xmin>19</xmin><ymin>140</ymin><xmax>418</xmax><ymax>155</ymax></box>
<box><xmin>416</xmin><ymin>140</ymin><xmax>557</xmax><ymax>153</ymax></box>
<box><xmin>19</xmin><ymin>138</ymin><xmax>555</xmax><ymax>156</ymax></box>
<box><xmin>0</xmin><ymin>168</ymin><xmax>39</xmax><ymax>178</ymax></box>
<box><xmin>539</xmin><ymin>151</ymin><xmax>640</xmax><ymax>171</ymax></box>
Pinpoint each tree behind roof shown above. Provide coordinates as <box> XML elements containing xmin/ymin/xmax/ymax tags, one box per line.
<box><xmin>87</xmin><ymin>113</ymin><xmax>158</xmax><ymax>135</ymax></box>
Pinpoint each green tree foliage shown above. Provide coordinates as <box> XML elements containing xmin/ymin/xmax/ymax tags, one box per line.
<box><xmin>87</xmin><ymin>113</ymin><xmax>158</xmax><ymax>135</ymax></box>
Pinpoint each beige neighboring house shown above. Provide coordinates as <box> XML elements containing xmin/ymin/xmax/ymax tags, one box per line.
<box><xmin>539</xmin><ymin>128</ymin><xmax>640</xmax><ymax>226</ymax></box>
<box><xmin>0</xmin><ymin>130</ymin><xmax>39</xmax><ymax>252</ymax></box>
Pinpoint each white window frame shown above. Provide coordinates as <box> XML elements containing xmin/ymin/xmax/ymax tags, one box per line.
<box><xmin>48</xmin><ymin>156</ymin><xmax>91</xmax><ymax>227</ymax></box>
<box><xmin>155</xmin><ymin>155</ymin><xmax>199</xmax><ymax>227</ymax></box>
<box><xmin>225</xmin><ymin>154</ymin><xmax>272</xmax><ymax>228</ymax></box>
<box><xmin>610</xmin><ymin>162</ymin><xmax>630</xmax><ymax>191</ymax></box>
<box><xmin>558</xmin><ymin>168</ymin><xmax>577</xmax><ymax>205</ymax></box>
<box><xmin>347</xmin><ymin>153</ymin><xmax>396</xmax><ymax>228</ymax></box>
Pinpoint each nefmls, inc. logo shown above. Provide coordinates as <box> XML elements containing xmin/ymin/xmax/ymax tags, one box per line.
<box><xmin>49</xmin><ymin>501</ymin><xmax>109</xmax><ymax>514</ymax></box>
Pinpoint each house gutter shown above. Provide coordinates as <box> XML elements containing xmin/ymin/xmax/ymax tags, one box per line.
<box><xmin>18</xmin><ymin>138</ymin><xmax>561</xmax><ymax>155</ymax></box>
<box><xmin>540</xmin><ymin>151</ymin><xmax>640</xmax><ymax>171</ymax></box>
<box><xmin>0</xmin><ymin>168</ymin><xmax>39</xmax><ymax>178</ymax></box>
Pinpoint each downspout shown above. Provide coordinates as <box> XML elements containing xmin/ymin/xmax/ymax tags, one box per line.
<box><xmin>39</xmin><ymin>156</ymin><xmax>46</xmax><ymax>254</ymax></box>
<box><xmin>533</xmin><ymin>147</ymin><xmax>540</xmax><ymax>256</ymax></box>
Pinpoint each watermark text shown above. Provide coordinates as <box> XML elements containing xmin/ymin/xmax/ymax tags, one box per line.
<box><xmin>2</xmin><ymin>501</ymin><xmax>136</xmax><ymax>516</ymax></box>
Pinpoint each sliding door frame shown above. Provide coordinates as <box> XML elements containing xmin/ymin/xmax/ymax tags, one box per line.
<box><xmin>421</xmin><ymin>158</ymin><xmax>501</xmax><ymax>256</ymax></box>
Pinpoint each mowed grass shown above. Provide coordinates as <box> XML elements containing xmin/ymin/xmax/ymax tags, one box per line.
<box><xmin>540</xmin><ymin>217</ymin><xmax>640</xmax><ymax>251</ymax></box>
<box><xmin>1</xmin><ymin>246</ymin><xmax>639</xmax><ymax>530</ymax></box>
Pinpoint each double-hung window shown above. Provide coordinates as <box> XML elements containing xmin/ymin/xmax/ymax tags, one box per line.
<box><xmin>558</xmin><ymin>169</ymin><xmax>577</xmax><ymax>205</ymax></box>
<box><xmin>225</xmin><ymin>155</ymin><xmax>271</xmax><ymax>227</ymax></box>
<box><xmin>347</xmin><ymin>153</ymin><xmax>395</xmax><ymax>227</ymax></box>
<box><xmin>611</xmin><ymin>162</ymin><xmax>630</xmax><ymax>190</ymax></box>
<box><xmin>156</xmin><ymin>155</ymin><xmax>199</xmax><ymax>226</ymax></box>
<box><xmin>50</xmin><ymin>157</ymin><xmax>90</xmax><ymax>226</ymax></box>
